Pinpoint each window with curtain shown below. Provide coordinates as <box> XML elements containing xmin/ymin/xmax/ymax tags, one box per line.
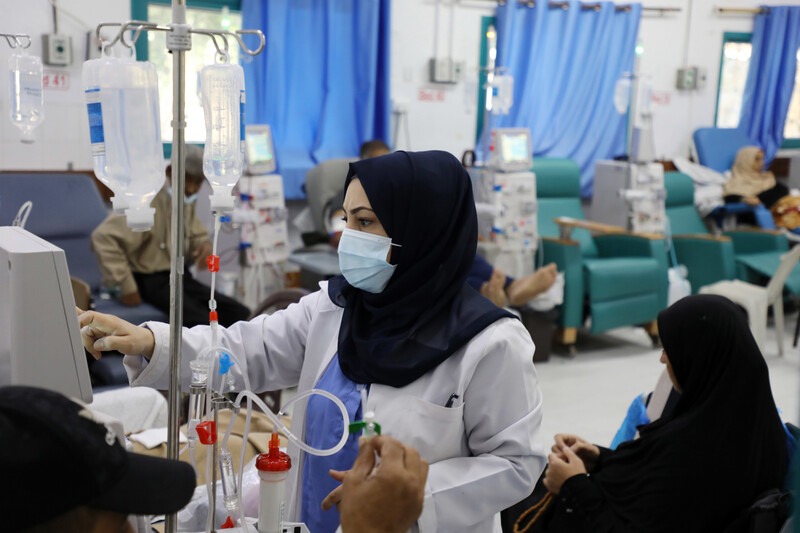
<box><xmin>240</xmin><ymin>0</ymin><xmax>391</xmax><ymax>200</ymax></box>
<box><xmin>487</xmin><ymin>2</ymin><xmax>642</xmax><ymax>197</ymax></box>
<box><xmin>715</xmin><ymin>32</ymin><xmax>800</xmax><ymax>147</ymax></box>
<box><xmin>131</xmin><ymin>0</ymin><xmax>243</xmax><ymax>154</ymax></box>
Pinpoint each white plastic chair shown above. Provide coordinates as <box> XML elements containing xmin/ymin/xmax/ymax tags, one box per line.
<box><xmin>699</xmin><ymin>245</ymin><xmax>800</xmax><ymax>356</ymax></box>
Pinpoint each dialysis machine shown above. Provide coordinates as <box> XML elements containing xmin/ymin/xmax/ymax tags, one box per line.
<box><xmin>591</xmin><ymin>161</ymin><xmax>666</xmax><ymax>234</ymax></box>
<box><xmin>591</xmin><ymin>49</ymin><xmax>667</xmax><ymax>234</ymax></box>
<box><xmin>237</xmin><ymin>125</ymin><xmax>291</xmax><ymax>310</ymax></box>
<box><xmin>478</xmin><ymin>128</ymin><xmax>538</xmax><ymax>279</ymax></box>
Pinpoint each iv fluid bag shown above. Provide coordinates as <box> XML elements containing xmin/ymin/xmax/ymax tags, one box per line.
<box><xmin>614</xmin><ymin>77</ymin><xmax>631</xmax><ymax>115</ymax></box>
<box><xmin>9</xmin><ymin>50</ymin><xmax>44</xmax><ymax>144</ymax></box>
<box><xmin>83</xmin><ymin>53</ymin><xmax>128</xmax><ymax>213</ymax></box>
<box><xmin>100</xmin><ymin>57</ymin><xmax>164</xmax><ymax>231</ymax></box>
<box><xmin>200</xmin><ymin>62</ymin><xmax>245</xmax><ymax>212</ymax></box>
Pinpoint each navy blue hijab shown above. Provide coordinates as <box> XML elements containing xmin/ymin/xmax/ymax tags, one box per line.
<box><xmin>328</xmin><ymin>150</ymin><xmax>515</xmax><ymax>387</ymax></box>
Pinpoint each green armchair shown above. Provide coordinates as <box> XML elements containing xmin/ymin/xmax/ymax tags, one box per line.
<box><xmin>664</xmin><ymin>171</ymin><xmax>737</xmax><ymax>292</ymax></box>
<box><xmin>664</xmin><ymin>171</ymin><xmax>800</xmax><ymax>295</ymax></box>
<box><xmin>534</xmin><ymin>158</ymin><xmax>668</xmax><ymax>352</ymax></box>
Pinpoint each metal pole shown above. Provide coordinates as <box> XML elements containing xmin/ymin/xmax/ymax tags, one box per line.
<box><xmin>165</xmin><ymin>2</ymin><xmax>189</xmax><ymax>532</ymax></box>
<box><xmin>627</xmin><ymin>46</ymin><xmax>641</xmax><ymax>163</ymax></box>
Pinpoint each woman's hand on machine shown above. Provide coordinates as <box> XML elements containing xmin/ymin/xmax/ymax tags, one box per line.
<box><xmin>78</xmin><ymin>310</ymin><xmax>155</xmax><ymax>360</ymax></box>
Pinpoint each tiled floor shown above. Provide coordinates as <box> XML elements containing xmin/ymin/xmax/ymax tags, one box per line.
<box><xmin>535</xmin><ymin>316</ymin><xmax>800</xmax><ymax>448</ymax></box>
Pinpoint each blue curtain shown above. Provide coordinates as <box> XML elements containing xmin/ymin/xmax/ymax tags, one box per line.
<box><xmin>739</xmin><ymin>6</ymin><xmax>800</xmax><ymax>163</ymax></box>
<box><xmin>492</xmin><ymin>2</ymin><xmax>641</xmax><ymax>197</ymax></box>
<box><xmin>241</xmin><ymin>0</ymin><xmax>391</xmax><ymax>199</ymax></box>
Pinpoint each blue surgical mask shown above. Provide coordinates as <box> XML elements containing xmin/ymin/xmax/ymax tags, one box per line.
<box><xmin>166</xmin><ymin>186</ymin><xmax>198</xmax><ymax>205</ymax></box>
<box><xmin>338</xmin><ymin>228</ymin><xmax>398</xmax><ymax>293</ymax></box>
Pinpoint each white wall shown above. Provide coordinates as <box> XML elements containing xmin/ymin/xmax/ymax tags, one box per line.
<box><xmin>393</xmin><ymin>0</ymin><xmax>800</xmax><ymax>162</ymax></box>
<box><xmin>390</xmin><ymin>0</ymin><xmax>493</xmax><ymax>157</ymax></box>
<box><xmin>0</xmin><ymin>0</ymin><xmax>128</xmax><ymax>170</ymax></box>
<box><xmin>3</xmin><ymin>0</ymin><xmax>800</xmax><ymax>171</ymax></box>
<box><xmin>639</xmin><ymin>0</ymin><xmax>800</xmax><ymax>160</ymax></box>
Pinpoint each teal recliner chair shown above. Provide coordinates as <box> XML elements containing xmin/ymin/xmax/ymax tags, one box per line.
<box><xmin>664</xmin><ymin>171</ymin><xmax>800</xmax><ymax>295</ymax></box>
<box><xmin>664</xmin><ymin>171</ymin><xmax>737</xmax><ymax>292</ymax></box>
<box><xmin>533</xmin><ymin>158</ymin><xmax>668</xmax><ymax>353</ymax></box>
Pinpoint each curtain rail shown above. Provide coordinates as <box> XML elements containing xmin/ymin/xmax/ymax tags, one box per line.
<box><xmin>716</xmin><ymin>7</ymin><xmax>769</xmax><ymax>15</ymax></box>
<box><xmin>463</xmin><ymin>0</ymin><xmax>680</xmax><ymax>12</ymax></box>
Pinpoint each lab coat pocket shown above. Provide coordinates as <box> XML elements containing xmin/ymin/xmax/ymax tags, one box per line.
<box><xmin>378</xmin><ymin>395</ymin><xmax>466</xmax><ymax>464</ymax></box>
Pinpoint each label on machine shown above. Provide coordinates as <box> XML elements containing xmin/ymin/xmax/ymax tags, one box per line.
<box><xmin>492</xmin><ymin>171</ymin><xmax>538</xmax><ymax>252</ymax></box>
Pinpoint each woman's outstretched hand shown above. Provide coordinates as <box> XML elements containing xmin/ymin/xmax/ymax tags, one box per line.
<box><xmin>78</xmin><ymin>309</ymin><xmax>155</xmax><ymax>360</ymax></box>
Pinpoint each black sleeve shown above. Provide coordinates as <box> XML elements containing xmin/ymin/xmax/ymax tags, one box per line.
<box><xmin>757</xmin><ymin>183</ymin><xmax>789</xmax><ymax>209</ymax></box>
<box><xmin>554</xmin><ymin>474</ymin><xmax>638</xmax><ymax>533</ymax></box>
<box><xmin>594</xmin><ymin>446</ymin><xmax>614</xmax><ymax>470</ymax></box>
<box><xmin>724</xmin><ymin>194</ymin><xmax>744</xmax><ymax>203</ymax></box>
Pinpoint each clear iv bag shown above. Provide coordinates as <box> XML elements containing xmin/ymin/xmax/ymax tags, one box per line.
<box><xmin>100</xmin><ymin>54</ymin><xmax>165</xmax><ymax>231</ymax></box>
<box><xmin>9</xmin><ymin>49</ymin><xmax>44</xmax><ymax>144</ymax></box>
<box><xmin>83</xmin><ymin>50</ymin><xmax>128</xmax><ymax>213</ymax></box>
<box><xmin>614</xmin><ymin>76</ymin><xmax>632</xmax><ymax>115</ymax></box>
<box><xmin>200</xmin><ymin>60</ymin><xmax>245</xmax><ymax>212</ymax></box>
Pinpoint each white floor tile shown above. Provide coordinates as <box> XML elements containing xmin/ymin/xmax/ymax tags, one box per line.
<box><xmin>535</xmin><ymin>314</ymin><xmax>800</xmax><ymax>449</ymax></box>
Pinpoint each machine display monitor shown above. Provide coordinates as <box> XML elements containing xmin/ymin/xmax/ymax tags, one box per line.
<box><xmin>245</xmin><ymin>125</ymin><xmax>277</xmax><ymax>175</ymax></box>
<box><xmin>0</xmin><ymin>227</ymin><xmax>92</xmax><ymax>402</ymax></box>
<box><xmin>493</xmin><ymin>128</ymin><xmax>533</xmax><ymax>172</ymax></box>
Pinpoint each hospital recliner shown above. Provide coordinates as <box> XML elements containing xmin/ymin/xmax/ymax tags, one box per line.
<box><xmin>663</xmin><ymin>171</ymin><xmax>800</xmax><ymax>296</ymax></box>
<box><xmin>692</xmin><ymin>127</ymin><xmax>775</xmax><ymax>230</ymax></box>
<box><xmin>0</xmin><ymin>173</ymin><xmax>168</xmax><ymax>325</ymax></box>
<box><xmin>664</xmin><ymin>171</ymin><xmax>737</xmax><ymax>292</ymax></box>
<box><xmin>533</xmin><ymin>158</ymin><xmax>668</xmax><ymax>352</ymax></box>
<box><xmin>304</xmin><ymin>158</ymin><xmax>356</xmax><ymax>238</ymax></box>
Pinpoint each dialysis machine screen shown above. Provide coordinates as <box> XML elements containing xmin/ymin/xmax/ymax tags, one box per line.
<box><xmin>0</xmin><ymin>227</ymin><xmax>92</xmax><ymax>402</ymax></box>
<box><xmin>245</xmin><ymin>125</ymin><xmax>277</xmax><ymax>175</ymax></box>
<box><xmin>494</xmin><ymin>128</ymin><xmax>533</xmax><ymax>172</ymax></box>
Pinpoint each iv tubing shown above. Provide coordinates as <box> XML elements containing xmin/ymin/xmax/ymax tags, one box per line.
<box><xmin>234</xmin><ymin>389</ymin><xmax>350</xmax><ymax>457</ymax></box>
<box><xmin>193</xmin><ymin>346</ymin><xmax>350</xmax><ymax>531</ymax></box>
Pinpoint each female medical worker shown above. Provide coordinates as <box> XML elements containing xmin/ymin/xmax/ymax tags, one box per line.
<box><xmin>80</xmin><ymin>150</ymin><xmax>546</xmax><ymax>533</ymax></box>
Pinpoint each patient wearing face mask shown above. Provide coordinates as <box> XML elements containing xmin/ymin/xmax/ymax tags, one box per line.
<box><xmin>90</xmin><ymin>144</ymin><xmax>250</xmax><ymax>327</ymax></box>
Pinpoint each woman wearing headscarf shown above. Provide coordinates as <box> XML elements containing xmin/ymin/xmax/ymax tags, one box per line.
<box><xmin>723</xmin><ymin>146</ymin><xmax>800</xmax><ymax>230</ymax></box>
<box><xmin>724</xmin><ymin>146</ymin><xmax>785</xmax><ymax>208</ymax></box>
<box><xmin>80</xmin><ymin>151</ymin><xmax>546</xmax><ymax>533</ymax></box>
<box><xmin>522</xmin><ymin>295</ymin><xmax>788</xmax><ymax>533</ymax></box>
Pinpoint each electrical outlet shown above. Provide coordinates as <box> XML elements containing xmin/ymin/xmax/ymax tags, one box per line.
<box><xmin>429</xmin><ymin>58</ymin><xmax>457</xmax><ymax>84</ymax></box>
<box><xmin>42</xmin><ymin>34</ymin><xmax>72</xmax><ymax>66</ymax></box>
<box><xmin>676</xmin><ymin>67</ymin><xmax>705</xmax><ymax>91</ymax></box>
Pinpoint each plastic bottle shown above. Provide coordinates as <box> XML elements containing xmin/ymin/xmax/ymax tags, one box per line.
<box><xmin>83</xmin><ymin>48</ymin><xmax>128</xmax><ymax>213</ymax></box>
<box><xmin>200</xmin><ymin>56</ymin><xmax>245</xmax><ymax>212</ymax></box>
<box><xmin>8</xmin><ymin>49</ymin><xmax>44</xmax><ymax>144</ymax></box>
<box><xmin>100</xmin><ymin>53</ymin><xmax>164</xmax><ymax>231</ymax></box>
<box><xmin>256</xmin><ymin>433</ymin><xmax>291</xmax><ymax>533</ymax></box>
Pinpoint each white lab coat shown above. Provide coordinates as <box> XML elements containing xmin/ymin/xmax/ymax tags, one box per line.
<box><xmin>124</xmin><ymin>282</ymin><xmax>546</xmax><ymax>533</ymax></box>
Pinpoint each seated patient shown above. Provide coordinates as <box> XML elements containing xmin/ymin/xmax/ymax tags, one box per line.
<box><xmin>0</xmin><ymin>385</ymin><xmax>195</xmax><ymax>533</ymax></box>
<box><xmin>467</xmin><ymin>253</ymin><xmax>558</xmax><ymax>309</ymax></box>
<box><xmin>91</xmin><ymin>144</ymin><xmax>250</xmax><ymax>327</ymax></box>
<box><xmin>531</xmin><ymin>294</ymin><xmax>788</xmax><ymax>533</ymax></box>
<box><xmin>723</xmin><ymin>146</ymin><xmax>800</xmax><ymax>230</ymax></box>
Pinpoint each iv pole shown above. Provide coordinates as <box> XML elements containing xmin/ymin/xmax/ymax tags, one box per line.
<box><xmin>95</xmin><ymin>3</ymin><xmax>264</xmax><ymax>531</ymax></box>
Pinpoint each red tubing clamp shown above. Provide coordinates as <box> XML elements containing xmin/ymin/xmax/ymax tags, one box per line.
<box><xmin>209</xmin><ymin>311</ymin><xmax>218</xmax><ymax>323</ymax></box>
<box><xmin>206</xmin><ymin>255</ymin><xmax>220</xmax><ymax>272</ymax></box>
<box><xmin>196</xmin><ymin>421</ymin><xmax>217</xmax><ymax>445</ymax></box>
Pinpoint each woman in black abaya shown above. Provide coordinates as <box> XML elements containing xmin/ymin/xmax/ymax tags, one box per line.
<box><xmin>533</xmin><ymin>294</ymin><xmax>789</xmax><ymax>533</ymax></box>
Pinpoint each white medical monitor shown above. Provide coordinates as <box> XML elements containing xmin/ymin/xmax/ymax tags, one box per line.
<box><xmin>493</xmin><ymin>128</ymin><xmax>533</xmax><ymax>172</ymax></box>
<box><xmin>0</xmin><ymin>227</ymin><xmax>92</xmax><ymax>402</ymax></box>
<box><xmin>245</xmin><ymin>124</ymin><xmax>277</xmax><ymax>175</ymax></box>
